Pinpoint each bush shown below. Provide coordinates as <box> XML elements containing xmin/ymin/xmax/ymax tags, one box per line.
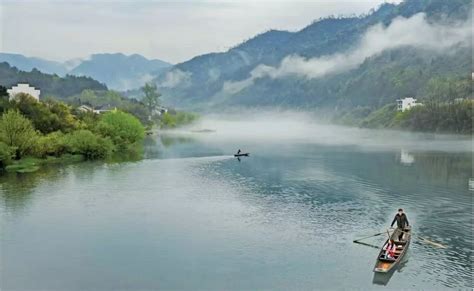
<box><xmin>97</xmin><ymin>111</ymin><xmax>145</xmax><ymax>148</ymax></box>
<box><xmin>14</xmin><ymin>94</ymin><xmax>78</xmax><ymax>134</ymax></box>
<box><xmin>0</xmin><ymin>109</ymin><xmax>38</xmax><ymax>159</ymax></box>
<box><xmin>160</xmin><ymin>111</ymin><xmax>199</xmax><ymax>129</ymax></box>
<box><xmin>65</xmin><ymin>130</ymin><xmax>115</xmax><ymax>160</ymax></box>
<box><xmin>35</xmin><ymin>131</ymin><xmax>68</xmax><ymax>158</ymax></box>
<box><xmin>0</xmin><ymin>141</ymin><xmax>13</xmax><ymax>168</ymax></box>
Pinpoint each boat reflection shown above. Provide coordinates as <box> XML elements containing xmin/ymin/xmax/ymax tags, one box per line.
<box><xmin>372</xmin><ymin>253</ymin><xmax>409</xmax><ymax>286</ymax></box>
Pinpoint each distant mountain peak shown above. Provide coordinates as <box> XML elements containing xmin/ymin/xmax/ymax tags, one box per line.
<box><xmin>0</xmin><ymin>52</ymin><xmax>172</xmax><ymax>91</ymax></box>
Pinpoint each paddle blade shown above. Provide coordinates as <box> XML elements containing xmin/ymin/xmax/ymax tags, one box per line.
<box><xmin>418</xmin><ymin>236</ymin><xmax>447</xmax><ymax>249</ymax></box>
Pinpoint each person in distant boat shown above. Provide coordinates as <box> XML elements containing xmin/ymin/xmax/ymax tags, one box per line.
<box><xmin>391</xmin><ymin>208</ymin><xmax>409</xmax><ymax>241</ymax></box>
<box><xmin>237</xmin><ymin>149</ymin><xmax>241</xmax><ymax>155</ymax></box>
<box><xmin>383</xmin><ymin>239</ymin><xmax>397</xmax><ymax>259</ymax></box>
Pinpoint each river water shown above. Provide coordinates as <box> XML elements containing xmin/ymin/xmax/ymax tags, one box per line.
<box><xmin>1</xmin><ymin>117</ymin><xmax>472</xmax><ymax>290</ymax></box>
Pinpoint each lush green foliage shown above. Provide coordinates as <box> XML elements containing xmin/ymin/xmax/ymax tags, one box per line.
<box><xmin>160</xmin><ymin>111</ymin><xmax>199</xmax><ymax>129</ymax></box>
<box><xmin>0</xmin><ymin>110</ymin><xmax>38</xmax><ymax>159</ymax></box>
<box><xmin>0</xmin><ymin>141</ymin><xmax>13</xmax><ymax>167</ymax></box>
<box><xmin>35</xmin><ymin>131</ymin><xmax>68</xmax><ymax>158</ymax></box>
<box><xmin>5</xmin><ymin>93</ymin><xmax>78</xmax><ymax>134</ymax></box>
<box><xmin>65</xmin><ymin>130</ymin><xmax>114</xmax><ymax>159</ymax></box>
<box><xmin>0</xmin><ymin>62</ymin><xmax>107</xmax><ymax>98</ymax></box>
<box><xmin>67</xmin><ymin>89</ymin><xmax>152</xmax><ymax>126</ymax></box>
<box><xmin>97</xmin><ymin>111</ymin><xmax>145</xmax><ymax>148</ymax></box>
<box><xmin>337</xmin><ymin>75</ymin><xmax>473</xmax><ymax>134</ymax></box>
<box><xmin>394</xmin><ymin>100</ymin><xmax>473</xmax><ymax>134</ymax></box>
<box><xmin>141</xmin><ymin>82</ymin><xmax>161</xmax><ymax>114</ymax></box>
<box><xmin>0</xmin><ymin>96</ymin><xmax>149</xmax><ymax>170</ymax></box>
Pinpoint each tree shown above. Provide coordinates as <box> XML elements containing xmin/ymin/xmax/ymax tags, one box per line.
<box><xmin>0</xmin><ymin>141</ymin><xmax>13</xmax><ymax>168</ymax></box>
<box><xmin>65</xmin><ymin>130</ymin><xmax>114</xmax><ymax>160</ymax></box>
<box><xmin>97</xmin><ymin>111</ymin><xmax>145</xmax><ymax>148</ymax></box>
<box><xmin>35</xmin><ymin>131</ymin><xmax>68</xmax><ymax>158</ymax></box>
<box><xmin>141</xmin><ymin>83</ymin><xmax>161</xmax><ymax>114</ymax></box>
<box><xmin>0</xmin><ymin>110</ymin><xmax>38</xmax><ymax>159</ymax></box>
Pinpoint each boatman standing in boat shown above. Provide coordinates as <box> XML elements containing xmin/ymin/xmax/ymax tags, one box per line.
<box><xmin>390</xmin><ymin>208</ymin><xmax>409</xmax><ymax>242</ymax></box>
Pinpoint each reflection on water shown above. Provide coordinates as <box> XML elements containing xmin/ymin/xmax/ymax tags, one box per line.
<box><xmin>400</xmin><ymin>149</ymin><xmax>415</xmax><ymax>165</ymax></box>
<box><xmin>0</xmin><ymin>125</ymin><xmax>472</xmax><ymax>290</ymax></box>
<box><xmin>0</xmin><ymin>165</ymin><xmax>62</xmax><ymax>212</ymax></box>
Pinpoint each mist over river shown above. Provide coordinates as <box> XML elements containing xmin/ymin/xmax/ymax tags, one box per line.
<box><xmin>1</xmin><ymin>115</ymin><xmax>472</xmax><ymax>290</ymax></box>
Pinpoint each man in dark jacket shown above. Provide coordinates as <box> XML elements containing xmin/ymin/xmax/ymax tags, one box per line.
<box><xmin>391</xmin><ymin>208</ymin><xmax>409</xmax><ymax>241</ymax></box>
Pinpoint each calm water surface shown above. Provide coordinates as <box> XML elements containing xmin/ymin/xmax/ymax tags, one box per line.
<box><xmin>1</xmin><ymin>122</ymin><xmax>472</xmax><ymax>290</ymax></box>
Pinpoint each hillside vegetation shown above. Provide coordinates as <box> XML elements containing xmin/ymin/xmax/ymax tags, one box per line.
<box><xmin>0</xmin><ymin>62</ymin><xmax>107</xmax><ymax>98</ymax></box>
<box><xmin>153</xmin><ymin>0</ymin><xmax>471</xmax><ymax>116</ymax></box>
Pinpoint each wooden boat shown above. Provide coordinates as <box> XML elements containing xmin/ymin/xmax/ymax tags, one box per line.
<box><xmin>373</xmin><ymin>227</ymin><xmax>411</xmax><ymax>273</ymax></box>
<box><xmin>234</xmin><ymin>153</ymin><xmax>249</xmax><ymax>157</ymax></box>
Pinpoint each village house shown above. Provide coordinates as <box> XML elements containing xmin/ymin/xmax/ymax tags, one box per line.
<box><xmin>7</xmin><ymin>83</ymin><xmax>41</xmax><ymax>101</ymax></box>
<box><xmin>77</xmin><ymin>104</ymin><xmax>94</xmax><ymax>113</ymax></box>
<box><xmin>93</xmin><ymin>104</ymin><xmax>116</xmax><ymax>114</ymax></box>
<box><xmin>396</xmin><ymin>97</ymin><xmax>422</xmax><ymax>112</ymax></box>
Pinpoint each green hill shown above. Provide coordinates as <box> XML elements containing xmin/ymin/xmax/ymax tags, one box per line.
<box><xmin>153</xmin><ymin>0</ymin><xmax>471</xmax><ymax>112</ymax></box>
<box><xmin>0</xmin><ymin>62</ymin><xmax>107</xmax><ymax>98</ymax></box>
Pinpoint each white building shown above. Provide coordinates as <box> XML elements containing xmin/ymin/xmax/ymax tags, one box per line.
<box><xmin>7</xmin><ymin>83</ymin><xmax>41</xmax><ymax>101</ymax></box>
<box><xmin>397</xmin><ymin>97</ymin><xmax>421</xmax><ymax>112</ymax></box>
<box><xmin>153</xmin><ymin>106</ymin><xmax>168</xmax><ymax>116</ymax></box>
<box><xmin>77</xmin><ymin>105</ymin><xmax>94</xmax><ymax>113</ymax></box>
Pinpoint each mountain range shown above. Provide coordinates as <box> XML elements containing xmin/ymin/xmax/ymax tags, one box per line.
<box><xmin>1</xmin><ymin>0</ymin><xmax>470</xmax><ymax>112</ymax></box>
<box><xmin>0</xmin><ymin>53</ymin><xmax>172</xmax><ymax>91</ymax></box>
<box><xmin>152</xmin><ymin>0</ymin><xmax>471</xmax><ymax>111</ymax></box>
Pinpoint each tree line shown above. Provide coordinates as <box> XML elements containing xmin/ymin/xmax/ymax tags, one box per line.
<box><xmin>0</xmin><ymin>93</ymin><xmax>145</xmax><ymax>170</ymax></box>
<box><xmin>0</xmin><ymin>80</ymin><xmax>200</xmax><ymax>172</ymax></box>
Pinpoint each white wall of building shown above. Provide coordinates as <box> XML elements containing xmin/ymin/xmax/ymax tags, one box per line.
<box><xmin>7</xmin><ymin>83</ymin><xmax>41</xmax><ymax>101</ymax></box>
<box><xmin>397</xmin><ymin>97</ymin><xmax>421</xmax><ymax>112</ymax></box>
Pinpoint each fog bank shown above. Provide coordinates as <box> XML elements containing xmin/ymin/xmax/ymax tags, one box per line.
<box><xmin>168</xmin><ymin>111</ymin><xmax>472</xmax><ymax>153</ymax></box>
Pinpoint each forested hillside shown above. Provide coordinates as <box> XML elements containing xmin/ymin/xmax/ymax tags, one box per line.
<box><xmin>0</xmin><ymin>53</ymin><xmax>172</xmax><ymax>91</ymax></box>
<box><xmin>0</xmin><ymin>62</ymin><xmax>107</xmax><ymax>98</ymax></box>
<box><xmin>153</xmin><ymin>0</ymin><xmax>471</xmax><ymax>111</ymax></box>
<box><xmin>69</xmin><ymin>53</ymin><xmax>172</xmax><ymax>91</ymax></box>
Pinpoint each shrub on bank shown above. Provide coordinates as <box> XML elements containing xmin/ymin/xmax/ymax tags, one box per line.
<box><xmin>35</xmin><ymin>131</ymin><xmax>68</xmax><ymax>158</ymax></box>
<box><xmin>0</xmin><ymin>109</ymin><xmax>38</xmax><ymax>159</ymax></box>
<box><xmin>65</xmin><ymin>130</ymin><xmax>115</xmax><ymax>160</ymax></box>
<box><xmin>160</xmin><ymin>111</ymin><xmax>199</xmax><ymax>129</ymax></box>
<box><xmin>97</xmin><ymin>111</ymin><xmax>145</xmax><ymax>148</ymax></box>
<box><xmin>0</xmin><ymin>141</ymin><xmax>13</xmax><ymax>168</ymax></box>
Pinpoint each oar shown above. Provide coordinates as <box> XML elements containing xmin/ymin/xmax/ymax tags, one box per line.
<box><xmin>399</xmin><ymin>228</ymin><xmax>447</xmax><ymax>249</ymax></box>
<box><xmin>353</xmin><ymin>231</ymin><xmax>385</xmax><ymax>243</ymax></box>
<box><xmin>353</xmin><ymin>240</ymin><xmax>380</xmax><ymax>249</ymax></box>
<box><xmin>416</xmin><ymin>235</ymin><xmax>447</xmax><ymax>249</ymax></box>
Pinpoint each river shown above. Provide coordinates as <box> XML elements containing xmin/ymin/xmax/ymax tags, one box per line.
<box><xmin>1</xmin><ymin>116</ymin><xmax>472</xmax><ymax>290</ymax></box>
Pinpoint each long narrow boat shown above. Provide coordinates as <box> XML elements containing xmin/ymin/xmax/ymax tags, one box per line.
<box><xmin>234</xmin><ymin>153</ymin><xmax>250</xmax><ymax>157</ymax></box>
<box><xmin>373</xmin><ymin>227</ymin><xmax>411</xmax><ymax>273</ymax></box>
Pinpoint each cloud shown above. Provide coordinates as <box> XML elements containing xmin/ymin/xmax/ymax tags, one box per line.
<box><xmin>159</xmin><ymin>69</ymin><xmax>192</xmax><ymax>88</ymax></box>
<box><xmin>222</xmin><ymin>13</ymin><xmax>472</xmax><ymax>94</ymax></box>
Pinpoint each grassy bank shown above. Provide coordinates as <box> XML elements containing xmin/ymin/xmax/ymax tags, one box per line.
<box><xmin>5</xmin><ymin>154</ymin><xmax>84</xmax><ymax>173</ymax></box>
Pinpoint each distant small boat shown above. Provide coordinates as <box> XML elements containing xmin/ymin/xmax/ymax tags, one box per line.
<box><xmin>234</xmin><ymin>153</ymin><xmax>249</xmax><ymax>157</ymax></box>
<box><xmin>374</xmin><ymin>227</ymin><xmax>411</xmax><ymax>273</ymax></box>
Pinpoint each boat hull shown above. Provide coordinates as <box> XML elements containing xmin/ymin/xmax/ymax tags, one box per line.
<box><xmin>234</xmin><ymin>153</ymin><xmax>249</xmax><ymax>157</ymax></box>
<box><xmin>374</xmin><ymin>228</ymin><xmax>411</xmax><ymax>273</ymax></box>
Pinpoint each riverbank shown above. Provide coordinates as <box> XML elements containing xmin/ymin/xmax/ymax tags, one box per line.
<box><xmin>0</xmin><ymin>95</ymin><xmax>146</xmax><ymax>173</ymax></box>
<box><xmin>334</xmin><ymin>99</ymin><xmax>473</xmax><ymax>135</ymax></box>
<box><xmin>4</xmin><ymin>154</ymin><xmax>84</xmax><ymax>173</ymax></box>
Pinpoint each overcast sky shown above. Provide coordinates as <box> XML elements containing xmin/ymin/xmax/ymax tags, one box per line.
<box><xmin>0</xmin><ymin>0</ymin><xmax>402</xmax><ymax>64</ymax></box>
